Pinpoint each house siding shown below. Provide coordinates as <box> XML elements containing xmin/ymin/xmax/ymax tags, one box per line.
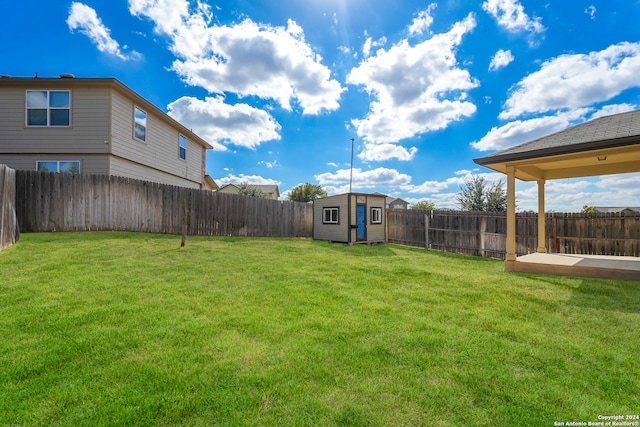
<box><xmin>0</xmin><ymin>154</ymin><xmax>109</xmax><ymax>174</ymax></box>
<box><xmin>0</xmin><ymin>84</ymin><xmax>111</xmax><ymax>154</ymax></box>
<box><xmin>110</xmin><ymin>156</ymin><xmax>200</xmax><ymax>189</ymax></box>
<box><xmin>1</xmin><ymin>77</ymin><xmax>211</xmax><ymax>189</ymax></box>
<box><xmin>110</xmin><ymin>88</ymin><xmax>203</xmax><ymax>185</ymax></box>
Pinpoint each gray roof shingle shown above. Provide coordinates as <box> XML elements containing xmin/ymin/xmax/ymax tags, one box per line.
<box><xmin>474</xmin><ymin>109</ymin><xmax>640</xmax><ymax>165</ymax></box>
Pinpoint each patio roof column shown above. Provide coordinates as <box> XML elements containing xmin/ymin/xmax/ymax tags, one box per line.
<box><xmin>506</xmin><ymin>166</ymin><xmax>517</xmax><ymax>264</ymax></box>
<box><xmin>537</xmin><ymin>179</ymin><xmax>547</xmax><ymax>253</ymax></box>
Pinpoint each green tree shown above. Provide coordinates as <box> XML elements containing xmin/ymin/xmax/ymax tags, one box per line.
<box><xmin>287</xmin><ymin>183</ymin><xmax>327</xmax><ymax>202</ymax></box>
<box><xmin>411</xmin><ymin>200</ymin><xmax>436</xmax><ymax>211</ymax></box>
<box><xmin>237</xmin><ymin>183</ymin><xmax>269</xmax><ymax>198</ymax></box>
<box><xmin>485</xmin><ymin>180</ymin><xmax>507</xmax><ymax>212</ymax></box>
<box><xmin>456</xmin><ymin>175</ymin><xmax>508</xmax><ymax>212</ymax></box>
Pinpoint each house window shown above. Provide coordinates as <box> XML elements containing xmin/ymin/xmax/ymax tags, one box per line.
<box><xmin>26</xmin><ymin>90</ymin><xmax>70</xmax><ymax>126</ymax></box>
<box><xmin>134</xmin><ymin>106</ymin><xmax>147</xmax><ymax>141</ymax></box>
<box><xmin>179</xmin><ymin>134</ymin><xmax>187</xmax><ymax>160</ymax></box>
<box><xmin>371</xmin><ymin>207</ymin><xmax>382</xmax><ymax>224</ymax></box>
<box><xmin>323</xmin><ymin>207</ymin><xmax>339</xmax><ymax>224</ymax></box>
<box><xmin>36</xmin><ymin>161</ymin><xmax>80</xmax><ymax>173</ymax></box>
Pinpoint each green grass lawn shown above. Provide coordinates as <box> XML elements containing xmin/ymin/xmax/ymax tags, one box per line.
<box><xmin>1</xmin><ymin>232</ymin><xmax>638</xmax><ymax>426</ymax></box>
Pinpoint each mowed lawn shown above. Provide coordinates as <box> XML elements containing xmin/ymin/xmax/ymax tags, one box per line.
<box><xmin>1</xmin><ymin>232</ymin><xmax>638</xmax><ymax>426</ymax></box>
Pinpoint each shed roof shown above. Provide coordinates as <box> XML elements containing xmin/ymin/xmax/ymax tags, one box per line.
<box><xmin>473</xmin><ymin>109</ymin><xmax>640</xmax><ymax>181</ymax></box>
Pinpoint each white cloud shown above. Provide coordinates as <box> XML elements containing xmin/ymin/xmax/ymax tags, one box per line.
<box><xmin>362</xmin><ymin>32</ymin><xmax>387</xmax><ymax>58</ymax></box>
<box><xmin>588</xmin><ymin>103</ymin><xmax>637</xmax><ymax>120</ymax></box>
<box><xmin>585</xmin><ymin>5</ymin><xmax>596</xmax><ymax>20</ymax></box>
<box><xmin>535</xmin><ymin>174</ymin><xmax>640</xmax><ymax>212</ymax></box>
<box><xmin>408</xmin><ymin>3</ymin><xmax>437</xmax><ymax>36</ymax></box>
<box><xmin>412</xmin><ymin>172</ymin><xmax>640</xmax><ymax>213</ymax></box>
<box><xmin>128</xmin><ymin>0</ymin><xmax>192</xmax><ymax>36</ymax></box>
<box><xmin>216</xmin><ymin>174</ymin><xmax>281</xmax><ymax>186</ymax></box>
<box><xmin>403</xmin><ymin>170</ymin><xmax>505</xmax><ymax>194</ymax></box>
<box><xmin>489</xmin><ymin>49</ymin><xmax>514</xmax><ymax>71</ymax></box>
<box><xmin>173</xmin><ymin>18</ymin><xmax>344</xmax><ymax>115</ymax></box>
<box><xmin>471</xmin><ymin>108</ymin><xmax>591</xmax><ymax>151</ymax></box>
<box><xmin>358</xmin><ymin>143</ymin><xmax>418</xmax><ymax>162</ymax></box>
<box><xmin>482</xmin><ymin>0</ymin><xmax>545</xmax><ymax>34</ymax></box>
<box><xmin>595</xmin><ymin>172</ymin><xmax>640</xmax><ymax>192</ymax></box>
<box><xmin>130</xmin><ymin>0</ymin><xmax>345</xmax><ymax>115</ymax></box>
<box><xmin>167</xmin><ymin>96</ymin><xmax>281</xmax><ymax>150</ymax></box>
<box><xmin>347</xmin><ymin>13</ymin><xmax>478</xmax><ymax>147</ymax></box>
<box><xmin>500</xmin><ymin>42</ymin><xmax>640</xmax><ymax>120</ymax></box>
<box><xmin>258</xmin><ymin>160</ymin><xmax>279</xmax><ymax>169</ymax></box>
<box><xmin>315</xmin><ymin>167</ymin><xmax>412</xmax><ymax>193</ymax></box>
<box><xmin>67</xmin><ymin>2</ymin><xmax>139</xmax><ymax>60</ymax></box>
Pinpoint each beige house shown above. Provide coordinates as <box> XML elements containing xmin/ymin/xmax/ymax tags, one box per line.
<box><xmin>385</xmin><ymin>197</ymin><xmax>409</xmax><ymax>210</ymax></box>
<box><xmin>217</xmin><ymin>183</ymin><xmax>280</xmax><ymax>200</ymax></box>
<box><xmin>0</xmin><ymin>75</ymin><xmax>213</xmax><ymax>189</ymax></box>
<box><xmin>313</xmin><ymin>193</ymin><xmax>386</xmax><ymax>244</ymax></box>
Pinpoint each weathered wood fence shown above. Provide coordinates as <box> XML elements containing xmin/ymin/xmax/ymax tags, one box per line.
<box><xmin>15</xmin><ymin>170</ymin><xmax>313</xmax><ymax>237</ymax></box>
<box><xmin>6</xmin><ymin>168</ymin><xmax>640</xmax><ymax>259</ymax></box>
<box><xmin>388</xmin><ymin>209</ymin><xmax>640</xmax><ymax>259</ymax></box>
<box><xmin>0</xmin><ymin>164</ymin><xmax>18</xmax><ymax>251</ymax></box>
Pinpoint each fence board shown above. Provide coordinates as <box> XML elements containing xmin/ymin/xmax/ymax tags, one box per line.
<box><xmin>11</xmin><ymin>169</ymin><xmax>640</xmax><ymax>258</ymax></box>
<box><xmin>0</xmin><ymin>164</ymin><xmax>18</xmax><ymax>251</ymax></box>
<box><xmin>14</xmin><ymin>170</ymin><xmax>313</xmax><ymax>238</ymax></box>
<box><xmin>388</xmin><ymin>209</ymin><xmax>640</xmax><ymax>259</ymax></box>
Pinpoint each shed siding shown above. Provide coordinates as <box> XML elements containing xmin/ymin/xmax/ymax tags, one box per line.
<box><xmin>347</xmin><ymin>194</ymin><xmax>386</xmax><ymax>243</ymax></box>
<box><xmin>314</xmin><ymin>193</ymin><xmax>386</xmax><ymax>243</ymax></box>
<box><xmin>0</xmin><ymin>84</ymin><xmax>110</xmax><ymax>154</ymax></box>
<box><xmin>365</xmin><ymin>195</ymin><xmax>386</xmax><ymax>242</ymax></box>
<box><xmin>313</xmin><ymin>194</ymin><xmax>350</xmax><ymax>242</ymax></box>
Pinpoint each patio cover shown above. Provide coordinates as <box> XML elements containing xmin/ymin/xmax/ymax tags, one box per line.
<box><xmin>473</xmin><ymin>109</ymin><xmax>640</xmax><ymax>272</ymax></box>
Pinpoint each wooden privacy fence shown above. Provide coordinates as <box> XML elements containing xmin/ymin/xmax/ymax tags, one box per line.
<box><xmin>15</xmin><ymin>170</ymin><xmax>313</xmax><ymax>237</ymax></box>
<box><xmin>9</xmin><ymin>168</ymin><xmax>640</xmax><ymax>258</ymax></box>
<box><xmin>0</xmin><ymin>164</ymin><xmax>18</xmax><ymax>251</ymax></box>
<box><xmin>387</xmin><ymin>209</ymin><xmax>640</xmax><ymax>259</ymax></box>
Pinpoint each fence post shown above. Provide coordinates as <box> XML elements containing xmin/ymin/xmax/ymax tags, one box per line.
<box><xmin>479</xmin><ymin>215</ymin><xmax>486</xmax><ymax>258</ymax></box>
<box><xmin>180</xmin><ymin>198</ymin><xmax>189</xmax><ymax>247</ymax></box>
<box><xmin>424</xmin><ymin>212</ymin><xmax>430</xmax><ymax>249</ymax></box>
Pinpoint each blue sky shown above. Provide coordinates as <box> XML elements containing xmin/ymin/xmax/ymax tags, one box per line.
<box><xmin>3</xmin><ymin>0</ymin><xmax>640</xmax><ymax>211</ymax></box>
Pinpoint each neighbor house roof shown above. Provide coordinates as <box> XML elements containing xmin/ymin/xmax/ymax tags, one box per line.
<box><xmin>0</xmin><ymin>75</ymin><xmax>213</xmax><ymax>150</ymax></box>
<box><xmin>473</xmin><ymin>109</ymin><xmax>640</xmax><ymax>181</ymax></box>
<box><xmin>386</xmin><ymin>197</ymin><xmax>408</xmax><ymax>206</ymax></box>
<box><xmin>594</xmin><ymin>207</ymin><xmax>640</xmax><ymax>213</ymax></box>
<box><xmin>218</xmin><ymin>183</ymin><xmax>280</xmax><ymax>199</ymax></box>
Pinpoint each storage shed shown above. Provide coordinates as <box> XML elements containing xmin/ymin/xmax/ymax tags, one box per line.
<box><xmin>313</xmin><ymin>193</ymin><xmax>386</xmax><ymax>244</ymax></box>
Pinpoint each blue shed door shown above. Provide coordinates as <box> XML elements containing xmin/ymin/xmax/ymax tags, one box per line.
<box><xmin>356</xmin><ymin>204</ymin><xmax>366</xmax><ymax>241</ymax></box>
